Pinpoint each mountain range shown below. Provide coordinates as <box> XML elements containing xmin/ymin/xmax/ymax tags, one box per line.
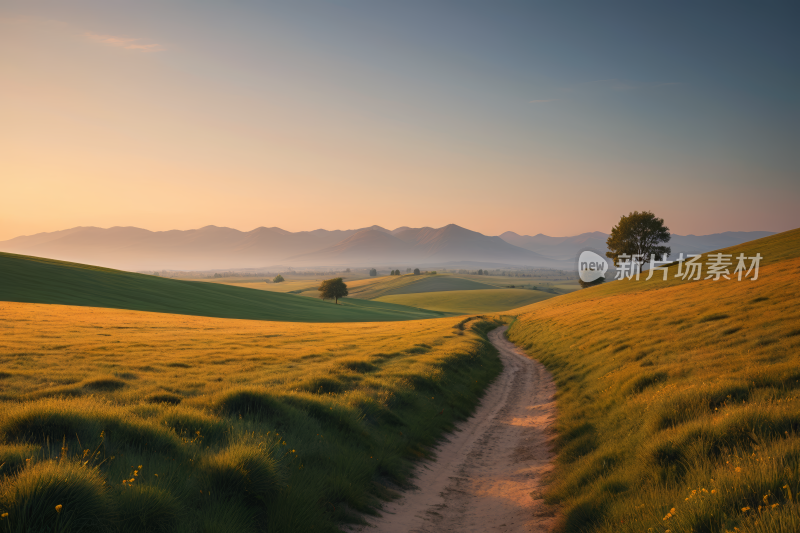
<box><xmin>0</xmin><ymin>225</ymin><xmax>774</xmax><ymax>271</ymax></box>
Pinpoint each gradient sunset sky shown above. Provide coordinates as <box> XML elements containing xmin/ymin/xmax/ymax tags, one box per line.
<box><xmin>2</xmin><ymin>1</ymin><xmax>798</xmax><ymax>241</ymax></box>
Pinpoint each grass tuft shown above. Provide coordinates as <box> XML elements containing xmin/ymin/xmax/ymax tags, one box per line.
<box><xmin>115</xmin><ymin>484</ymin><xmax>181</xmax><ymax>533</ymax></box>
<box><xmin>0</xmin><ymin>460</ymin><xmax>111</xmax><ymax>533</ymax></box>
<box><xmin>202</xmin><ymin>443</ymin><xmax>281</xmax><ymax>503</ymax></box>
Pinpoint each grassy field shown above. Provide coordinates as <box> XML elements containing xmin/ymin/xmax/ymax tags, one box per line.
<box><xmin>0</xmin><ymin>302</ymin><xmax>502</xmax><ymax>532</ymax></box>
<box><xmin>192</xmin><ymin>278</ymin><xmax>324</xmax><ymax>294</ymax></box>
<box><xmin>185</xmin><ymin>274</ymin><xmax>377</xmax><ymax>296</ymax></box>
<box><xmin>456</xmin><ymin>273</ymin><xmax>581</xmax><ymax>293</ymax></box>
<box><xmin>347</xmin><ymin>274</ymin><xmax>502</xmax><ymax>300</ymax></box>
<box><xmin>506</xmin><ymin>228</ymin><xmax>800</xmax><ymax>532</ymax></box>
<box><xmin>377</xmin><ymin>288</ymin><xmax>555</xmax><ymax>314</ymax></box>
<box><xmin>179</xmin><ymin>272</ymin><xmax>577</xmax><ymax>313</ymax></box>
<box><xmin>0</xmin><ymin>253</ymin><xmax>451</xmax><ymax>322</ymax></box>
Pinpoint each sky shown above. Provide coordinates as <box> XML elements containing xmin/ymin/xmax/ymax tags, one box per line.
<box><xmin>2</xmin><ymin>1</ymin><xmax>798</xmax><ymax>240</ymax></box>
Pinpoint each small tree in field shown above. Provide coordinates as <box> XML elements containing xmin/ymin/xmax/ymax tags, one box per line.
<box><xmin>606</xmin><ymin>211</ymin><xmax>671</xmax><ymax>266</ymax></box>
<box><xmin>413</xmin><ymin>268</ymin><xmax>420</xmax><ymax>275</ymax></box>
<box><xmin>477</xmin><ymin>269</ymin><xmax>483</xmax><ymax>275</ymax></box>
<box><xmin>273</xmin><ymin>274</ymin><xmax>285</xmax><ymax>283</ymax></box>
<box><xmin>318</xmin><ymin>278</ymin><xmax>348</xmax><ymax>304</ymax></box>
<box><xmin>369</xmin><ymin>268</ymin><xmax>377</xmax><ymax>277</ymax></box>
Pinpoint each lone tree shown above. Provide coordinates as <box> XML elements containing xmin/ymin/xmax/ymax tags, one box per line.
<box><xmin>413</xmin><ymin>268</ymin><xmax>420</xmax><ymax>275</ymax></box>
<box><xmin>272</xmin><ymin>274</ymin><xmax>285</xmax><ymax>283</ymax></box>
<box><xmin>606</xmin><ymin>211</ymin><xmax>671</xmax><ymax>266</ymax></box>
<box><xmin>369</xmin><ymin>268</ymin><xmax>377</xmax><ymax>277</ymax></box>
<box><xmin>579</xmin><ymin>276</ymin><xmax>605</xmax><ymax>289</ymax></box>
<box><xmin>318</xmin><ymin>278</ymin><xmax>348</xmax><ymax>304</ymax></box>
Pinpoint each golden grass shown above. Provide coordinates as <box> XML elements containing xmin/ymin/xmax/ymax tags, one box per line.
<box><xmin>0</xmin><ymin>302</ymin><xmax>473</xmax><ymax>401</ymax></box>
<box><xmin>0</xmin><ymin>302</ymin><xmax>502</xmax><ymax>531</ymax></box>
<box><xmin>507</xmin><ymin>228</ymin><xmax>800</xmax><ymax>532</ymax></box>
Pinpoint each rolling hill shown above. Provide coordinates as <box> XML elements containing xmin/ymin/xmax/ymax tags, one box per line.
<box><xmin>345</xmin><ymin>273</ymin><xmax>499</xmax><ymax>300</ymax></box>
<box><xmin>0</xmin><ymin>252</ymin><xmax>452</xmax><ymax>322</ymax></box>
<box><xmin>377</xmin><ymin>288</ymin><xmax>555</xmax><ymax>314</ymax></box>
<box><xmin>505</xmin><ymin>227</ymin><xmax>800</xmax><ymax>532</ymax></box>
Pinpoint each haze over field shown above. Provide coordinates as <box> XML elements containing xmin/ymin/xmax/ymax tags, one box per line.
<box><xmin>0</xmin><ymin>224</ymin><xmax>773</xmax><ymax>271</ymax></box>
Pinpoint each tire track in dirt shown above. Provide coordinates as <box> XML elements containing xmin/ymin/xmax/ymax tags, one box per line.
<box><xmin>351</xmin><ymin>325</ymin><xmax>558</xmax><ymax>532</ymax></box>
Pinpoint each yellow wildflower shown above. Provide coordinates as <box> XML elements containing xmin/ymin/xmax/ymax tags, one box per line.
<box><xmin>55</xmin><ymin>505</ymin><xmax>63</xmax><ymax>513</ymax></box>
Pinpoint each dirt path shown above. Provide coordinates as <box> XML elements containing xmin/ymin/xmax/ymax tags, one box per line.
<box><xmin>352</xmin><ymin>325</ymin><xmax>559</xmax><ymax>533</ymax></box>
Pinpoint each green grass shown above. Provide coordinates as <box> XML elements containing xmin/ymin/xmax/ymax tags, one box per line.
<box><xmin>506</xmin><ymin>227</ymin><xmax>800</xmax><ymax>533</ymax></box>
<box><xmin>0</xmin><ymin>253</ymin><xmax>451</xmax><ymax>322</ymax></box>
<box><xmin>447</xmin><ymin>273</ymin><xmax>581</xmax><ymax>294</ymax></box>
<box><xmin>377</xmin><ymin>288</ymin><xmax>556</xmax><ymax>314</ymax></box>
<box><xmin>0</xmin><ymin>303</ymin><xmax>504</xmax><ymax>532</ymax></box>
<box><xmin>347</xmin><ymin>274</ymin><xmax>499</xmax><ymax>300</ymax></box>
<box><xmin>195</xmin><ymin>278</ymin><xmax>325</xmax><ymax>294</ymax></box>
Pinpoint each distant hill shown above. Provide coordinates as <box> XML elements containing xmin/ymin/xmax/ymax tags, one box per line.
<box><xmin>0</xmin><ymin>224</ymin><xmax>560</xmax><ymax>270</ymax></box>
<box><xmin>0</xmin><ymin>225</ymin><xmax>390</xmax><ymax>271</ymax></box>
<box><xmin>0</xmin><ymin>252</ymin><xmax>451</xmax><ymax>322</ymax></box>
<box><xmin>0</xmin><ymin>224</ymin><xmax>774</xmax><ymax>271</ymax></box>
<box><xmin>290</xmin><ymin>224</ymin><xmax>558</xmax><ymax>267</ymax></box>
<box><xmin>288</xmin><ymin>229</ymin><xmax>413</xmax><ymax>265</ymax></box>
<box><xmin>500</xmin><ymin>230</ymin><xmax>775</xmax><ymax>260</ymax></box>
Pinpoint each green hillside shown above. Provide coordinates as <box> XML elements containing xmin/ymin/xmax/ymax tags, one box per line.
<box><xmin>347</xmin><ymin>273</ymin><xmax>497</xmax><ymax>299</ymax></box>
<box><xmin>378</xmin><ymin>288</ymin><xmax>555</xmax><ymax>314</ymax></box>
<box><xmin>507</xmin><ymin>228</ymin><xmax>800</xmax><ymax>533</ymax></box>
<box><xmin>0</xmin><ymin>253</ymin><xmax>453</xmax><ymax>322</ymax></box>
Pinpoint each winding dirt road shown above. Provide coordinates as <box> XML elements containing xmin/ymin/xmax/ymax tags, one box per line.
<box><xmin>353</xmin><ymin>325</ymin><xmax>559</xmax><ymax>533</ymax></box>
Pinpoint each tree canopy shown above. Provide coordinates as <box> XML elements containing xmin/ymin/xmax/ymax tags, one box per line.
<box><xmin>369</xmin><ymin>268</ymin><xmax>377</xmax><ymax>277</ymax></box>
<box><xmin>272</xmin><ymin>274</ymin><xmax>285</xmax><ymax>283</ymax></box>
<box><xmin>413</xmin><ymin>268</ymin><xmax>420</xmax><ymax>275</ymax></box>
<box><xmin>606</xmin><ymin>211</ymin><xmax>671</xmax><ymax>266</ymax></box>
<box><xmin>318</xmin><ymin>278</ymin><xmax>348</xmax><ymax>304</ymax></box>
